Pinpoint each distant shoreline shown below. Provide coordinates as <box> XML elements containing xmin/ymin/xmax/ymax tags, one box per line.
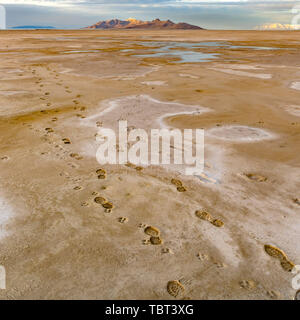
<box><xmin>11</xmin><ymin>26</ymin><xmax>56</xmax><ymax>30</ymax></box>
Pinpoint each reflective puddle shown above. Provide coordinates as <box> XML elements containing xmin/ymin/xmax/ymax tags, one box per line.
<box><xmin>133</xmin><ymin>41</ymin><xmax>281</xmax><ymax>63</ymax></box>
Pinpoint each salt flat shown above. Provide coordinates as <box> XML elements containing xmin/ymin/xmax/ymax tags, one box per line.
<box><xmin>0</xmin><ymin>29</ymin><xmax>299</xmax><ymax>300</ymax></box>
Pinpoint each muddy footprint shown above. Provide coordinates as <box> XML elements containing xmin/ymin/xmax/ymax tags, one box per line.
<box><xmin>94</xmin><ymin>196</ymin><xmax>107</xmax><ymax>205</ymax></box>
<box><xmin>239</xmin><ymin>280</ymin><xmax>257</xmax><ymax>290</ymax></box>
<box><xmin>197</xmin><ymin>252</ymin><xmax>209</xmax><ymax>261</ymax></box>
<box><xmin>167</xmin><ymin>280</ymin><xmax>185</xmax><ymax>298</ymax></box>
<box><xmin>211</xmin><ymin>219</ymin><xmax>224</xmax><ymax>228</ymax></box>
<box><xmin>125</xmin><ymin>162</ymin><xmax>143</xmax><ymax>172</ymax></box>
<box><xmin>62</xmin><ymin>138</ymin><xmax>71</xmax><ymax>144</ymax></box>
<box><xmin>171</xmin><ymin>178</ymin><xmax>187</xmax><ymax>192</ymax></box>
<box><xmin>70</xmin><ymin>153</ymin><xmax>83</xmax><ymax>160</ymax></box>
<box><xmin>67</xmin><ymin>162</ymin><xmax>78</xmax><ymax>169</ymax></box>
<box><xmin>195</xmin><ymin>210</ymin><xmax>213</xmax><ymax>222</ymax></box>
<box><xmin>245</xmin><ymin>173</ymin><xmax>267</xmax><ymax>182</ymax></box>
<box><xmin>177</xmin><ymin>186</ymin><xmax>187</xmax><ymax>192</ymax></box>
<box><xmin>195</xmin><ymin>210</ymin><xmax>224</xmax><ymax>228</ymax></box>
<box><xmin>96</xmin><ymin>168</ymin><xmax>106</xmax><ymax>179</ymax></box>
<box><xmin>143</xmin><ymin>226</ymin><xmax>163</xmax><ymax>245</ymax></box>
<box><xmin>162</xmin><ymin>248</ymin><xmax>174</xmax><ymax>254</ymax></box>
<box><xmin>94</xmin><ymin>196</ymin><xmax>114</xmax><ymax>211</ymax></box>
<box><xmin>264</xmin><ymin>244</ymin><xmax>295</xmax><ymax>272</ymax></box>
<box><xmin>118</xmin><ymin>217</ymin><xmax>128</xmax><ymax>223</ymax></box>
<box><xmin>144</xmin><ymin>226</ymin><xmax>160</xmax><ymax>237</ymax></box>
<box><xmin>150</xmin><ymin>236</ymin><xmax>163</xmax><ymax>245</ymax></box>
<box><xmin>171</xmin><ymin>179</ymin><xmax>182</xmax><ymax>187</ymax></box>
<box><xmin>102</xmin><ymin>202</ymin><xmax>114</xmax><ymax>210</ymax></box>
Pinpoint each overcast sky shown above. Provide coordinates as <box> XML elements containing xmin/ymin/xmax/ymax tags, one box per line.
<box><xmin>0</xmin><ymin>0</ymin><xmax>299</xmax><ymax>29</ymax></box>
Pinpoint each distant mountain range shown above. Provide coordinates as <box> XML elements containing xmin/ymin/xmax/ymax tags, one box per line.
<box><xmin>12</xmin><ymin>26</ymin><xmax>55</xmax><ymax>30</ymax></box>
<box><xmin>86</xmin><ymin>18</ymin><xmax>203</xmax><ymax>30</ymax></box>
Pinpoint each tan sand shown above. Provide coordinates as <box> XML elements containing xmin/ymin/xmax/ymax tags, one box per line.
<box><xmin>0</xmin><ymin>29</ymin><xmax>299</xmax><ymax>300</ymax></box>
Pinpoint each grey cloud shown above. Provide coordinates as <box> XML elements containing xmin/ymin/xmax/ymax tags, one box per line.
<box><xmin>3</xmin><ymin>0</ymin><xmax>298</xmax><ymax>29</ymax></box>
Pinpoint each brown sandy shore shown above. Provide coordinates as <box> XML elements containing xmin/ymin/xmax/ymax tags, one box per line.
<box><xmin>0</xmin><ymin>30</ymin><xmax>299</xmax><ymax>299</ymax></box>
